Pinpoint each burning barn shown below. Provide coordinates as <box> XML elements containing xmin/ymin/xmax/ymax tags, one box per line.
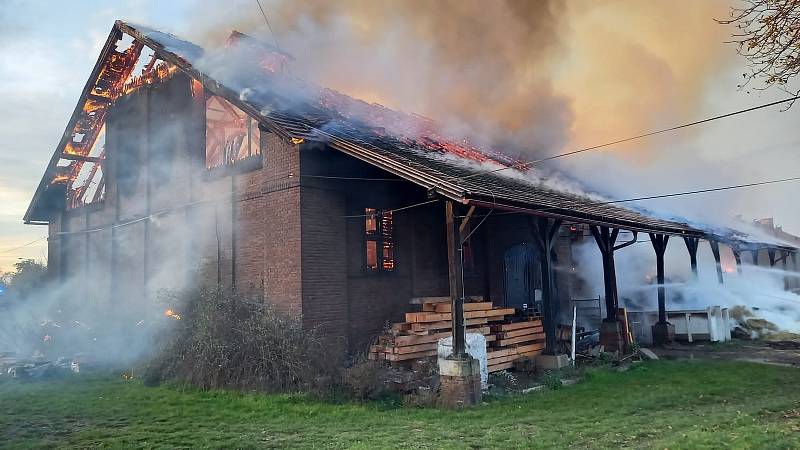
<box><xmin>24</xmin><ymin>21</ymin><xmax>799</xmax><ymax>382</ymax></box>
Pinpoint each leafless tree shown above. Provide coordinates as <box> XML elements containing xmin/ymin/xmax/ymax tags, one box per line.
<box><xmin>719</xmin><ymin>0</ymin><xmax>800</xmax><ymax>97</ymax></box>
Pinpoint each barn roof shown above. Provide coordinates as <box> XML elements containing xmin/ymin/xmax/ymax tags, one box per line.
<box><xmin>24</xmin><ymin>20</ymin><xmax>797</xmax><ymax>251</ymax></box>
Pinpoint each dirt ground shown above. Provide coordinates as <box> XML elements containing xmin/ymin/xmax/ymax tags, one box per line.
<box><xmin>652</xmin><ymin>339</ymin><xmax>800</xmax><ymax>367</ymax></box>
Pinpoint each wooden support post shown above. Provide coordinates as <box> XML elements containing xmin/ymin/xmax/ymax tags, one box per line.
<box><xmin>768</xmin><ymin>248</ymin><xmax>777</xmax><ymax>267</ymax></box>
<box><xmin>782</xmin><ymin>250</ymin><xmax>790</xmax><ymax>291</ymax></box>
<box><xmin>683</xmin><ymin>237</ymin><xmax>700</xmax><ymax>277</ymax></box>
<box><xmin>590</xmin><ymin>226</ymin><xmax>619</xmax><ymax>321</ymax></box>
<box><xmin>733</xmin><ymin>249</ymin><xmax>743</xmax><ymax>275</ymax></box>
<box><xmin>590</xmin><ymin>226</ymin><xmax>637</xmax><ymax>351</ymax></box>
<box><xmin>650</xmin><ymin>234</ymin><xmax>670</xmax><ymax>323</ymax></box>
<box><xmin>709</xmin><ymin>241</ymin><xmax>724</xmax><ymax>285</ymax></box>
<box><xmin>445</xmin><ymin>201</ymin><xmax>467</xmax><ymax>359</ymax></box>
<box><xmin>650</xmin><ymin>233</ymin><xmax>674</xmax><ymax>345</ymax></box>
<box><xmin>531</xmin><ymin>216</ymin><xmax>562</xmax><ymax>355</ymax></box>
<box><xmin>752</xmin><ymin>249</ymin><xmax>759</xmax><ymax>266</ymax></box>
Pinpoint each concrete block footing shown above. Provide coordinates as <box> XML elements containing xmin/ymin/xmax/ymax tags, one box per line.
<box><xmin>535</xmin><ymin>354</ymin><xmax>570</xmax><ymax>371</ymax></box>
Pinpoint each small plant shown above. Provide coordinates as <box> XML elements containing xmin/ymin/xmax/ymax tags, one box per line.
<box><xmin>541</xmin><ymin>370</ymin><xmax>562</xmax><ymax>390</ymax></box>
<box><xmin>342</xmin><ymin>358</ymin><xmax>389</xmax><ymax>401</ymax></box>
<box><xmin>489</xmin><ymin>370</ymin><xmax>519</xmax><ymax>391</ymax></box>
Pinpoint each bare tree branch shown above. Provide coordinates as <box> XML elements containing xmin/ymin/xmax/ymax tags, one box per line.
<box><xmin>719</xmin><ymin>0</ymin><xmax>800</xmax><ymax>106</ymax></box>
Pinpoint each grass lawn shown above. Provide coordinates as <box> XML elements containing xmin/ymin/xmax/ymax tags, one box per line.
<box><xmin>1</xmin><ymin>360</ymin><xmax>799</xmax><ymax>449</ymax></box>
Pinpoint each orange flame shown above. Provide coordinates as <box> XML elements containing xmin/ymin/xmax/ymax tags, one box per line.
<box><xmin>165</xmin><ymin>309</ymin><xmax>181</xmax><ymax>320</ymax></box>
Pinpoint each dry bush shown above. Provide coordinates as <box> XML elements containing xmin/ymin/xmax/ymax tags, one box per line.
<box><xmin>342</xmin><ymin>358</ymin><xmax>390</xmax><ymax>401</ymax></box>
<box><xmin>147</xmin><ymin>287</ymin><xmax>342</xmax><ymax>394</ymax></box>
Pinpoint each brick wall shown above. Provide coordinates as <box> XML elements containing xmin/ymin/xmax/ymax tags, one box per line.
<box><xmin>300</xmin><ymin>183</ymin><xmax>349</xmax><ymax>349</ymax></box>
<box><xmin>47</xmin><ymin>73</ymin><xmax>309</xmax><ymax>317</ymax></box>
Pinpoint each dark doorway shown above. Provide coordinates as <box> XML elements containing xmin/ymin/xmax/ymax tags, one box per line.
<box><xmin>503</xmin><ymin>243</ymin><xmax>542</xmax><ymax>309</ymax></box>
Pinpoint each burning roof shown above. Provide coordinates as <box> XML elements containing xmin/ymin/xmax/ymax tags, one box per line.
<box><xmin>23</xmin><ymin>21</ymin><xmax>797</xmax><ymax>251</ymax></box>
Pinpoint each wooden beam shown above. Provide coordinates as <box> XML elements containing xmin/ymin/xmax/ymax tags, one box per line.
<box><xmin>459</xmin><ymin>205</ymin><xmax>476</xmax><ymax>234</ymax></box>
<box><xmin>650</xmin><ymin>234</ymin><xmax>670</xmax><ymax>323</ymax></box>
<box><xmin>60</xmin><ymin>154</ymin><xmax>104</xmax><ymax>163</ymax></box>
<box><xmin>445</xmin><ymin>201</ymin><xmax>467</xmax><ymax>358</ymax></box>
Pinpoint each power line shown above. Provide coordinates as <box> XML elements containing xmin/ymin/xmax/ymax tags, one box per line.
<box><xmin>342</xmin><ymin>200</ymin><xmax>439</xmax><ymax>218</ymax></box>
<box><xmin>453</xmin><ymin>95</ymin><xmax>800</xmax><ymax>181</ymax></box>
<box><xmin>0</xmin><ymin>237</ymin><xmax>46</xmax><ymax>255</ymax></box>
<box><xmin>455</xmin><ymin>175</ymin><xmax>800</xmax><ymax>222</ymax></box>
<box><xmin>255</xmin><ymin>0</ymin><xmax>279</xmax><ymax>49</ymax></box>
<box><xmin>600</xmin><ymin>175</ymin><xmax>800</xmax><ymax>206</ymax></box>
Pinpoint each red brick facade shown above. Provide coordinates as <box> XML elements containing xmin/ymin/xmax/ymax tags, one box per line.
<box><xmin>46</xmin><ymin>75</ymin><xmax>578</xmax><ymax>354</ymax></box>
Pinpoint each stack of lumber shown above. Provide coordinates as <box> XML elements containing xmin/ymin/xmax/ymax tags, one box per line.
<box><xmin>486</xmin><ymin>319</ymin><xmax>545</xmax><ymax>372</ymax></box>
<box><xmin>369</xmin><ymin>296</ymin><xmax>546</xmax><ymax>373</ymax></box>
<box><xmin>369</xmin><ymin>297</ymin><xmax>513</xmax><ymax>363</ymax></box>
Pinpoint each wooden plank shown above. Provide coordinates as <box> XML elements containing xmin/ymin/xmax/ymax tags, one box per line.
<box><xmin>468</xmin><ymin>308</ymin><xmax>515</xmax><ymax>319</ymax></box>
<box><xmin>390</xmin><ymin>323</ymin><xmax>411</xmax><ymax>334</ymax></box>
<box><xmin>392</xmin><ymin>326</ymin><xmax>490</xmax><ymax>346</ymax></box>
<box><xmin>487</xmin><ymin>343</ymin><xmax>544</xmax><ymax>360</ymax></box>
<box><xmin>494</xmin><ymin>332</ymin><xmax>546</xmax><ymax>347</ymax></box>
<box><xmin>486</xmin><ymin>353</ymin><xmax>529</xmax><ymax>365</ymax></box>
<box><xmin>494</xmin><ymin>320</ymin><xmax>543</xmax><ymax>331</ymax></box>
<box><xmin>499</xmin><ymin>326</ymin><xmax>544</xmax><ymax>339</ymax></box>
<box><xmin>410</xmin><ymin>296</ymin><xmax>451</xmax><ymax>305</ymax></box>
<box><xmin>385</xmin><ymin>349</ymin><xmax>438</xmax><ymax>362</ymax></box>
<box><xmin>488</xmin><ymin>361</ymin><xmax>515</xmax><ymax>372</ymax></box>
<box><xmin>406</xmin><ymin>308</ymin><xmax>514</xmax><ymax>323</ymax></box>
<box><xmin>392</xmin><ymin>342</ymin><xmax>438</xmax><ymax>355</ymax></box>
<box><xmin>405</xmin><ymin>312</ymin><xmax>450</xmax><ymax>323</ymax></box>
<box><xmin>410</xmin><ymin>318</ymin><xmax>488</xmax><ymax>332</ymax></box>
<box><xmin>434</xmin><ymin>302</ymin><xmax>494</xmax><ymax>313</ymax></box>
<box><xmin>410</xmin><ymin>295</ymin><xmax>485</xmax><ymax>305</ymax></box>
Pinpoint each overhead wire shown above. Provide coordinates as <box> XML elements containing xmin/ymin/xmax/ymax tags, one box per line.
<box><xmin>451</xmin><ymin>174</ymin><xmax>800</xmax><ymax>223</ymax></box>
<box><xmin>451</xmin><ymin>95</ymin><xmax>800</xmax><ymax>181</ymax></box>
<box><xmin>0</xmin><ymin>237</ymin><xmax>47</xmax><ymax>255</ymax></box>
<box><xmin>255</xmin><ymin>0</ymin><xmax>280</xmax><ymax>49</ymax></box>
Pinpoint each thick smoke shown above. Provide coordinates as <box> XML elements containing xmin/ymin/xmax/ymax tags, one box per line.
<box><xmin>573</xmin><ymin>237</ymin><xmax>800</xmax><ymax>333</ymax></box>
<box><xmin>185</xmin><ymin>0</ymin><xmax>574</xmax><ymax>158</ymax></box>
<box><xmin>181</xmin><ymin>0</ymin><xmax>799</xmax><ymax>332</ymax></box>
<box><xmin>180</xmin><ymin>1</ymin><xmax>798</xmax><ymax>228</ymax></box>
<box><xmin>0</xmin><ymin>113</ymin><xmax>220</xmax><ymax>367</ymax></box>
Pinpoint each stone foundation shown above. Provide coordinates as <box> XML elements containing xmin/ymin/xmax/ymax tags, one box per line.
<box><xmin>438</xmin><ymin>357</ymin><xmax>481</xmax><ymax>408</ymax></box>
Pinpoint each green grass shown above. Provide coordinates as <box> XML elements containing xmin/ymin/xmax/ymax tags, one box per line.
<box><xmin>1</xmin><ymin>360</ymin><xmax>799</xmax><ymax>449</ymax></box>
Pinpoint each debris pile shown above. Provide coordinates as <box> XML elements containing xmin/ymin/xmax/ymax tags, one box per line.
<box><xmin>0</xmin><ymin>351</ymin><xmax>89</xmax><ymax>380</ymax></box>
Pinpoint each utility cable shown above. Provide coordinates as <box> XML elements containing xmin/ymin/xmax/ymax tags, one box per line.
<box><xmin>452</xmin><ymin>95</ymin><xmax>800</xmax><ymax>181</ymax></box>
<box><xmin>255</xmin><ymin>0</ymin><xmax>279</xmax><ymax>49</ymax></box>
<box><xmin>0</xmin><ymin>237</ymin><xmax>47</xmax><ymax>254</ymax></box>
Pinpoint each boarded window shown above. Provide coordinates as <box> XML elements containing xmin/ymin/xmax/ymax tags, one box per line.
<box><xmin>205</xmin><ymin>96</ymin><xmax>261</xmax><ymax>169</ymax></box>
<box><xmin>365</xmin><ymin>208</ymin><xmax>395</xmax><ymax>272</ymax></box>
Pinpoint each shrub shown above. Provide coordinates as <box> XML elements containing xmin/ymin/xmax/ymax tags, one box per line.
<box><xmin>147</xmin><ymin>287</ymin><xmax>342</xmax><ymax>394</ymax></box>
<box><xmin>342</xmin><ymin>359</ymin><xmax>388</xmax><ymax>401</ymax></box>
<box><xmin>541</xmin><ymin>370</ymin><xmax>562</xmax><ymax>390</ymax></box>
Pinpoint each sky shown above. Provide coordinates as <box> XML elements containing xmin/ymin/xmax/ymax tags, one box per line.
<box><xmin>0</xmin><ymin>0</ymin><xmax>799</xmax><ymax>273</ymax></box>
